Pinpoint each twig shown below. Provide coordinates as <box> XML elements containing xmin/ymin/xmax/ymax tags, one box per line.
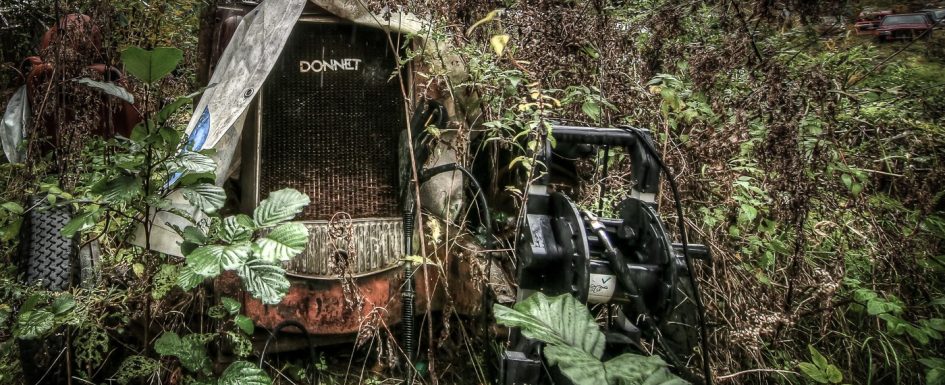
<box><xmin>716</xmin><ymin>368</ymin><xmax>797</xmax><ymax>381</ymax></box>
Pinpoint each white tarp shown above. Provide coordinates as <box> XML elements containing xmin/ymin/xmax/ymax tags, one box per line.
<box><xmin>1</xmin><ymin>86</ymin><xmax>29</xmax><ymax>163</ymax></box>
<box><xmin>134</xmin><ymin>0</ymin><xmax>306</xmax><ymax>256</ymax></box>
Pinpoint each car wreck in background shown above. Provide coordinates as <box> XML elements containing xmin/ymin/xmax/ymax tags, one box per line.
<box><xmin>854</xmin><ymin>8</ymin><xmax>893</xmax><ymax>35</ymax></box>
<box><xmin>876</xmin><ymin>13</ymin><xmax>935</xmax><ymax>41</ymax></box>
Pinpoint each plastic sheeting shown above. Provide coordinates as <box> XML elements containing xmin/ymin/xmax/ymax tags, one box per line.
<box><xmin>133</xmin><ymin>0</ymin><xmax>307</xmax><ymax>256</ymax></box>
<box><xmin>1</xmin><ymin>86</ymin><xmax>30</xmax><ymax>163</ymax></box>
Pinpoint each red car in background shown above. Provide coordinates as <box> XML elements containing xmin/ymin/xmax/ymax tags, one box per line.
<box><xmin>876</xmin><ymin>13</ymin><xmax>935</xmax><ymax>41</ymax></box>
<box><xmin>855</xmin><ymin>9</ymin><xmax>893</xmax><ymax>34</ymax></box>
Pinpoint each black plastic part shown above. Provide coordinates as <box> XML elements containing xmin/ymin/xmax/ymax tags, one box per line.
<box><xmin>500</xmin><ymin>350</ymin><xmax>542</xmax><ymax>385</ymax></box>
<box><xmin>516</xmin><ymin>193</ymin><xmax>590</xmax><ymax>302</ymax></box>
<box><xmin>673</xmin><ymin>243</ymin><xmax>711</xmax><ymax>262</ymax></box>
<box><xmin>548</xmin><ymin>125</ymin><xmax>661</xmax><ymax>195</ymax></box>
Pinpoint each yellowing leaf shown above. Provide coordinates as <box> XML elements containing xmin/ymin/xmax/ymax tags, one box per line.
<box><xmin>491</xmin><ymin>34</ymin><xmax>511</xmax><ymax>57</ymax></box>
<box><xmin>466</xmin><ymin>9</ymin><xmax>503</xmax><ymax>36</ymax></box>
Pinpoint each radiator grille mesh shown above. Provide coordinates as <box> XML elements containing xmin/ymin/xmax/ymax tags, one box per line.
<box><xmin>286</xmin><ymin>219</ymin><xmax>404</xmax><ymax>276</ymax></box>
<box><xmin>259</xmin><ymin>21</ymin><xmax>406</xmax><ymax>220</ymax></box>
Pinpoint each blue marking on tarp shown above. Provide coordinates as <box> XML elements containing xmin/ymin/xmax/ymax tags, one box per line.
<box><xmin>187</xmin><ymin>107</ymin><xmax>211</xmax><ymax>151</ymax></box>
<box><xmin>166</xmin><ymin>107</ymin><xmax>211</xmax><ymax>187</ymax></box>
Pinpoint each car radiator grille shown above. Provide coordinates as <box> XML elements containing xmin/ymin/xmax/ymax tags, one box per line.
<box><xmin>257</xmin><ymin>21</ymin><xmax>407</xmax><ymax>276</ymax></box>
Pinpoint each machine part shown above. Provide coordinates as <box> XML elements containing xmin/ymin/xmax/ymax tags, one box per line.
<box><xmin>547</xmin><ymin>125</ymin><xmax>661</xmax><ymax>196</ymax></box>
<box><xmin>506</xmin><ymin>125</ymin><xmax>708</xmax><ymax>384</ymax></box>
<box><xmin>258</xmin><ymin>320</ymin><xmax>317</xmax><ymax>385</ymax></box>
<box><xmin>401</xmin><ymin>202</ymin><xmax>416</xmax><ymax>362</ymax></box>
<box><xmin>517</xmin><ymin>192</ymin><xmax>591</xmax><ymax>302</ymax></box>
<box><xmin>619</xmin><ymin>125</ymin><xmax>713</xmax><ymax>385</ymax></box>
<box><xmin>500</xmin><ymin>350</ymin><xmax>542</xmax><ymax>385</ymax></box>
<box><xmin>419</xmin><ymin>163</ymin><xmax>493</xmax><ymax>244</ymax></box>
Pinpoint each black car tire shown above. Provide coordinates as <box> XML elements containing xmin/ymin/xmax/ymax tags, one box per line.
<box><xmin>20</xmin><ymin>195</ymin><xmax>79</xmax><ymax>290</ymax></box>
<box><xmin>18</xmin><ymin>195</ymin><xmax>80</xmax><ymax>385</ymax></box>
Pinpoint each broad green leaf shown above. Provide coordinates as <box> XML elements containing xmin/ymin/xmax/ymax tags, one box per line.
<box><xmin>543</xmin><ymin>345</ymin><xmax>607</xmax><ymax>384</ymax></box>
<box><xmin>920</xmin><ymin>357</ymin><xmax>945</xmax><ymax>369</ymax></box>
<box><xmin>186</xmin><ymin>243</ymin><xmax>252</xmax><ymax>277</ymax></box>
<box><xmin>152</xmin><ymin>264</ymin><xmax>178</xmax><ymax>299</ymax></box>
<box><xmin>841</xmin><ymin>174</ymin><xmax>853</xmax><ymax>189</ymax></box>
<box><xmin>156</xmin><ymin>95</ymin><xmax>193</xmax><ymax>124</ymax></box>
<box><xmin>114</xmin><ymin>355</ymin><xmax>159</xmax><ymax>385</ymax></box>
<box><xmin>1</xmin><ymin>202</ymin><xmax>24</xmax><ymax>214</ymax></box>
<box><xmin>154</xmin><ymin>331</ymin><xmax>211</xmax><ymax>374</ymax></box>
<box><xmin>253</xmin><ymin>189</ymin><xmax>310</xmax><ymax>227</ymax></box>
<box><xmin>219</xmin><ymin>361</ymin><xmax>271</xmax><ymax>385</ymax></box>
<box><xmin>186</xmin><ymin>245</ymin><xmax>226</xmax><ymax>277</ymax></box>
<box><xmin>738</xmin><ymin>204</ymin><xmax>757</xmax><ymax>223</ymax></box>
<box><xmin>181</xmin><ymin>225</ymin><xmax>208</xmax><ymax>245</ymax></box>
<box><xmin>799</xmin><ymin>362</ymin><xmax>830</xmax><ymax>383</ymax></box>
<box><xmin>809</xmin><ymin>345</ymin><xmax>828</xmax><ymax>369</ymax></box>
<box><xmin>907</xmin><ymin>324</ymin><xmax>931</xmax><ymax>345</ymax></box>
<box><xmin>581</xmin><ymin>100</ymin><xmax>601</xmax><ymax>121</ymax></box>
<box><xmin>222</xmin><ymin>214</ymin><xmax>255</xmax><ymax>243</ymax></box>
<box><xmin>604</xmin><ymin>353</ymin><xmax>685</xmax><ymax>385</ymax></box>
<box><xmin>493</xmin><ymin>292</ymin><xmax>605</xmax><ymax>359</ymax></box>
<box><xmin>226</xmin><ymin>331</ymin><xmax>253</xmax><ymax>358</ymax></box>
<box><xmin>153</xmin><ymin>331</ymin><xmax>183</xmax><ymax>356</ymax></box>
<box><xmin>221</xmin><ymin>296</ymin><xmax>241</xmax><ymax>315</ymax></box>
<box><xmin>927</xmin><ymin>368</ymin><xmax>945</xmax><ymax>385</ymax></box>
<box><xmin>15</xmin><ymin>310</ymin><xmax>54</xmax><ymax>339</ymax></box>
<box><xmin>50</xmin><ymin>293</ymin><xmax>76</xmax><ymax>315</ymax></box>
<box><xmin>0</xmin><ymin>218</ymin><xmax>22</xmax><ymax>242</ymax></box>
<box><xmin>167</xmin><ymin>151</ymin><xmax>216</xmax><ymax>175</ymax></box>
<box><xmin>255</xmin><ymin>222</ymin><xmax>308</xmax><ymax>262</ymax></box>
<box><xmin>824</xmin><ymin>364</ymin><xmax>843</xmax><ymax>383</ymax></box>
<box><xmin>850</xmin><ymin>182</ymin><xmax>863</xmax><ymax>196</ymax></box>
<box><xmin>928</xmin><ymin>319</ymin><xmax>945</xmax><ymax>332</ymax></box>
<box><xmin>543</xmin><ymin>345</ymin><xmax>685</xmax><ymax>385</ymax></box>
<box><xmin>208</xmin><ymin>305</ymin><xmax>228</xmax><ymax>319</ymax></box>
<box><xmin>74</xmin><ymin>78</ymin><xmax>134</xmax><ymax>103</ymax></box>
<box><xmin>92</xmin><ymin>174</ymin><xmax>141</xmax><ymax>203</ymax></box>
<box><xmin>180</xmin><ymin>183</ymin><xmax>225</xmax><ymax>214</ymax></box>
<box><xmin>238</xmin><ymin>259</ymin><xmax>290</xmax><ymax>305</ymax></box>
<box><xmin>177</xmin><ymin>265</ymin><xmax>204</xmax><ymax>291</ymax></box>
<box><xmin>234</xmin><ymin>315</ymin><xmax>254</xmax><ymax>335</ymax></box>
<box><xmin>120</xmin><ymin>46</ymin><xmax>183</xmax><ymax>84</ymax></box>
<box><xmin>61</xmin><ymin>204</ymin><xmax>103</xmax><ymax>237</ymax></box>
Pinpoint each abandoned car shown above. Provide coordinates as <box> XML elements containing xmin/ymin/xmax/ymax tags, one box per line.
<box><xmin>4</xmin><ymin>0</ymin><xmax>710</xmax><ymax>384</ymax></box>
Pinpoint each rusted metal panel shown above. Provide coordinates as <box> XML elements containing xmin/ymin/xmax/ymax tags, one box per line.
<box><xmin>244</xmin><ymin>267</ymin><xmax>403</xmax><ymax>336</ymax></box>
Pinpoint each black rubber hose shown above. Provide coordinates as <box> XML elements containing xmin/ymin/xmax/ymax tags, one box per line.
<box><xmin>419</xmin><ymin>163</ymin><xmax>493</xmax><ymax>246</ymax></box>
<box><xmin>618</xmin><ymin>125</ymin><xmax>713</xmax><ymax>385</ymax></box>
<box><xmin>258</xmin><ymin>320</ymin><xmax>318</xmax><ymax>385</ymax></box>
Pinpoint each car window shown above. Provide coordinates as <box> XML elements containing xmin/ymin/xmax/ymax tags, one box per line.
<box><xmin>883</xmin><ymin>15</ymin><xmax>928</xmax><ymax>25</ymax></box>
<box><xmin>936</xmin><ymin>10</ymin><xmax>945</xmax><ymax>20</ymax></box>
